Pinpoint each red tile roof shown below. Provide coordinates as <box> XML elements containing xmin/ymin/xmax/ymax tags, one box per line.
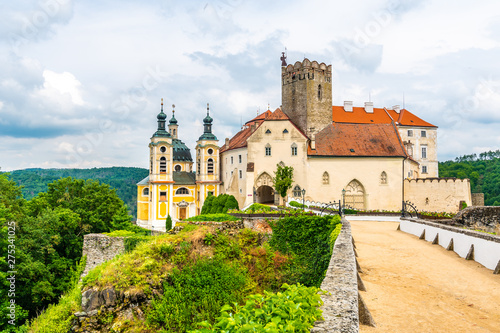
<box><xmin>245</xmin><ymin>110</ymin><xmax>272</xmax><ymax>125</ymax></box>
<box><xmin>386</xmin><ymin>108</ymin><xmax>437</xmax><ymax>127</ymax></box>
<box><xmin>332</xmin><ymin>106</ymin><xmax>436</xmax><ymax>127</ymax></box>
<box><xmin>308</xmin><ymin>123</ymin><xmax>407</xmax><ymax>157</ymax></box>
<box><xmin>220</xmin><ymin>126</ymin><xmax>254</xmax><ymax>153</ymax></box>
<box><xmin>266</xmin><ymin>108</ymin><xmax>290</xmax><ymax>120</ymax></box>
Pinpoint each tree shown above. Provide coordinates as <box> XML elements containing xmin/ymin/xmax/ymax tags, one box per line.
<box><xmin>201</xmin><ymin>194</ymin><xmax>215</xmax><ymax>214</ymax></box>
<box><xmin>273</xmin><ymin>164</ymin><xmax>294</xmax><ymax>204</ymax></box>
<box><xmin>166</xmin><ymin>215</ymin><xmax>172</xmax><ymax>231</ymax></box>
<box><xmin>223</xmin><ymin>195</ymin><xmax>239</xmax><ymax>213</ymax></box>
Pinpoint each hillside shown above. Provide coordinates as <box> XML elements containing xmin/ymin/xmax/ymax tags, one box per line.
<box><xmin>4</xmin><ymin>167</ymin><xmax>148</xmax><ymax>218</ymax></box>
<box><xmin>439</xmin><ymin>150</ymin><xmax>500</xmax><ymax>206</ymax></box>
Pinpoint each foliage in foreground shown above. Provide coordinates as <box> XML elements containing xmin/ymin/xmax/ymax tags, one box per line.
<box><xmin>190</xmin><ymin>283</ymin><xmax>324</xmax><ymax>333</ymax></box>
<box><xmin>273</xmin><ymin>164</ymin><xmax>294</xmax><ymax>200</ymax></box>
<box><xmin>269</xmin><ymin>214</ymin><xmax>342</xmax><ymax>287</ymax></box>
<box><xmin>184</xmin><ymin>213</ymin><xmax>240</xmax><ymax>222</ymax></box>
<box><xmin>201</xmin><ymin>194</ymin><xmax>239</xmax><ymax>215</ymax></box>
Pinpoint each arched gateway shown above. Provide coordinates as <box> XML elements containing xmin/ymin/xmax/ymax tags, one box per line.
<box><xmin>254</xmin><ymin>172</ymin><xmax>276</xmax><ymax>204</ymax></box>
<box><xmin>344</xmin><ymin>179</ymin><xmax>366</xmax><ymax>210</ymax></box>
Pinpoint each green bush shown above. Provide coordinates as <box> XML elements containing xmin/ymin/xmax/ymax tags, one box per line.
<box><xmin>244</xmin><ymin>203</ymin><xmax>271</xmax><ymax>213</ymax></box>
<box><xmin>223</xmin><ymin>195</ymin><xmax>239</xmax><ymax>213</ymax></box>
<box><xmin>289</xmin><ymin>201</ymin><xmax>306</xmax><ymax>208</ymax></box>
<box><xmin>146</xmin><ymin>259</ymin><xmax>249</xmax><ymax>332</ymax></box>
<box><xmin>166</xmin><ymin>215</ymin><xmax>172</xmax><ymax>231</ymax></box>
<box><xmin>201</xmin><ymin>195</ymin><xmax>215</xmax><ymax>215</ymax></box>
<box><xmin>184</xmin><ymin>213</ymin><xmax>240</xmax><ymax>222</ymax></box>
<box><xmin>269</xmin><ymin>214</ymin><xmax>341</xmax><ymax>287</ymax></box>
<box><xmin>190</xmin><ymin>283</ymin><xmax>324</xmax><ymax>333</ymax></box>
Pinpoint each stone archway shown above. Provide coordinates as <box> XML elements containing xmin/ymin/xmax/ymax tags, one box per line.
<box><xmin>254</xmin><ymin>172</ymin><xmax>275</xmax><ymax>204</ymax></box>
<box><xmin>344</xmin><ymin>179</ymin><xmax>366</xmax><ymax>210</ymax></box>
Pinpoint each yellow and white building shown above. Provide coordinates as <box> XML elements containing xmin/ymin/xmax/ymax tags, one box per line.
<box><xmin>136</xmin><ymin>101</ymin><xmax>219</xmax><ymax>230</ymax></box>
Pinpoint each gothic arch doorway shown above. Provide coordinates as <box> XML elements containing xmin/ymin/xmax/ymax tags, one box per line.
<box><xmin>344</xmin><ymin>179</ymin><xmax>365</xmax><ymax>210</ymax></box>
<box><xmin>254</xmin><ymin>172</ymin><xmax>276</xmax><ymax>204</ymax></box>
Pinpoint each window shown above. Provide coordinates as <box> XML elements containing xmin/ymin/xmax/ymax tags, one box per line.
<box><xmin>208</xmin><ymin>191</ymin><xmax>214</xmax><ymax>197</ymax></box>
<box><xmin>207</xmin><ymin>158</ymin><xmax>214</xmax><ymax>174</ymax></box>
<box><xmin>176</xmin><ymin>187</ymin><xmax>189</xmax><ymax>195</ymax></box>
<box><xmin>422</xmin><ymin>165</ymin><xmax>428</xmax><ymax>174</ymax></box>
<box><xmin>380</xmin><ymin>171</ymin><xmax>387</xmax><ymax>184</ymax></box>
<box><xmin>293</xmin><ymin>185</ymin><xmax>302</xmax><ymax>198</ymax></box>
<box><xmin>265</xmin><ymin>129</ymin><xmax>271</xmax><ymax>134</ymax></box>
<box><xmin>421</xmin><ymin>130</ymin><xmax>426</xmax><ymax>137</ymax></box>
<box><xmin>238</xmin><ymin>155</ymin><xmax>242</xmax><ymax>163</ymax></box>
<box><xmin>318</xmin><ymin>84</ymin><xmax>322</xmax><ymax>100</ymax></box>
<box><xmin>160</xmin><ymin>146</ymin><xmax>166</xmax><ymax>153</ymax></box>
<box><xmin>265</xmin><ymin>144</ymin><xmax>271</xmax><ymax>156</ymax></box>
<box><xmin>142</xmin><ymin>188</ymin><xmax>149</xmax><ymax>196</ymax></box>
<box><xmin>231</xmin><ymin>156</ymin><xmax>233</xmax><ymax>164</ymax></box>
<box><xmin>322</xmin><ymin>172</ymin><xmax>329</xmax><ymax>185</ymax></box>
<box><xmin>291</xmin><ymin>143</ymin><xmax>297</xmax><ymax>156</ymax></box>
<box><xmin>207</xmin><ymin>148</ymin><xmax>213</xmax><ymax>155</ymax></box>
<box><xmin>174</xmin><ymin>164</ymin><xmax>181</xmax><ymax>172</ymax></box>
<box><xmin>160</xmin><ymin>191</ymin><xmax>167</xmax><ymax>201</ymax></box>
<box><xmin>172</xmin><ymin>129</ymin><xmax>176</xmax><ymax>136</ymax></box>
<box><xmin>283</xmin><ymin>129</ymin><xmax>289</xmax><ymax>134</ymax></box>
<box><xmin>160</xmin><ymin>157</ymin><xmax>167</xmax><ymax>173</ymax></box>
<box><xmin>197</xmin><ymin>160</ymin><xmax>200</xmax><ymax>175</ymax></box>
<box><xmin>239</xmin><ymin>170</ymin><xmax>242</xmax><ymax>178</ymax></box>
<box><xmin>407</xmin><ymin>130</ymin><xmax>413</xmax><ymax>137</ymax></box>
<box><xmin>421</xmin><ymin>146</ymin><xmax>427</xmax><ymax>159</ymax></box>
<box><xmin>150</xmin><ymin>159</ymin><xmax>153</xmax><ymax>173</ymax></box>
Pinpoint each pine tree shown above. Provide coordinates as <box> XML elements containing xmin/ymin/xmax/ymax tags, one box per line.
<box><xmin>165</xmin><ymin>215</ymin><xmax>172</xmax><ymax>231</ymax></box>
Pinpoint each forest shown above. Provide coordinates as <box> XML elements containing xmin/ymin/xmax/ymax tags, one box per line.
<box><xmin>4</xmin><ymin>167</ymin><xmax>148</xmax><ymax>219</ymax></box>
<box><xmin>439</xmin><ymin>149</ymin><xmax>500</xmax><ymax>206</ymax></box>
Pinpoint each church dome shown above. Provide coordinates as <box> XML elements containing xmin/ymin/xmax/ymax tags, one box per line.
<box><xmin>172</xmin><ymin>139</ymin><xmax>192</xmax><ymax>161</ymax></box>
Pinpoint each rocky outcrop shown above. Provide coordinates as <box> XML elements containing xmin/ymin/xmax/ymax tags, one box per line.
<box><xmin>453</xmin><ymin>206</ymin><xmax>500</xmax><ymax>234</ymax></box>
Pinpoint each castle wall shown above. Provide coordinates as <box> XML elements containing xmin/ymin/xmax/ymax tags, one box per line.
<box><xmin>81</xmin><ymin>234</ymin><xmax>126</xmax><ymax>278</ymax></box>
<box><xmin>404</xmin><ymin>178</ymin><xmax>472</xmax><ymax>213</ymax></box>
<box><xmin>220</xmin><ymin>147</ymin><xmax>248</xmax><ymax>208</ymax></box>
<box><xmin>398</xmin><ymin>126</ymin><xmax>438</xmax><ymax>178</ymax></box>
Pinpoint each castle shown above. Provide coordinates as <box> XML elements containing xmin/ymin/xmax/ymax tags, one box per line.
<box><xmin>137</xmin><ymin>56</ymin><xmax>472</xmax><ymax>230</ymax></box>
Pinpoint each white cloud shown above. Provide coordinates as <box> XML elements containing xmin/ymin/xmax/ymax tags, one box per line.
<box><xmin>39</xmin><ymin>69</ymin><xmax>84</xmax><ymax>105</ymax></box>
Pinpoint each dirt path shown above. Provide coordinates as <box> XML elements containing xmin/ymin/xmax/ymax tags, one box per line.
<box><xmin>351</xmin><ymin>220</ymin><xmax>500</xmax><ymax>333</ymax></box>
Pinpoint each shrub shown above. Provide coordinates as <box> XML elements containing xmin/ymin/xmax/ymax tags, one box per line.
<box><xmin>269</xmin><ymin>214</ymin><xmax>341</xmax><ymax>287</ymax></box>
<box><xmin>223</xmin><ymin>195</ymin><xmax>239</xmax><ymax>213</ymax></box>
<box><xmin>244</xmin><ymin>203</ymin><xmax>271</xmax><ymax>213</ymax></box>
<box><xmin>190</xmin><ymin>283</ymin><xmax>324</xmax><ymax>333</ymax></box>
<box><xmin>146</xmin><ymin>259</ymin><xmax>249</xmax><ymax>332</ymax></box>
<box><xmin>289</xmin><ymin>201</ymin><xmax>306</xmax><ymax>208</ymax></box>
<box><xmin>201</xmin><ymin>195</ymin><xmax>215</xmax><ymax>215</ymax></box>
<box><xmin>184</xmin><ymin>214</ymin><xmax>240</xmax><ymax>222</ymax></box>
<box><xmin>166</xmin><ymin>215</ymin><xmax>172</xmax><ymax>231</ymax></box>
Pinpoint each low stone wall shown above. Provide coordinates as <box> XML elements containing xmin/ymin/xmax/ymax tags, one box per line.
<box><xmin>81</xmin><ymin>234</ymin><xmax>126</xmax><ymax>278</ymax></box>
<box><xmin>453</xmin><ymin>206</ymin><xmax>500</xmax><ymax>234</ymax></box>
<box><xmin>311</xmin><ymin>218</ymin><xmax>360</xmax><ymax>332</ymax></box>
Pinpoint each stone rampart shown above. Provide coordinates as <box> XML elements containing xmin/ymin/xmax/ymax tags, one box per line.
<box><xmin>472</xmin><ymin>193</ymin><xmax>485</xmax><ymax>206</ymax></box>
<box><xmin>405</xmin><ymin>178</ymin><xmax>471</xmax><ymax>213</ymax></box>
<box><xmin>312</xmin><ymin>218</ymin><xmax>361</xmax><ymax>332</ymax></box>
<box><xmin>81</xmin><ymin>234</ymin><xmax>126</xmax><ymax>278</ymax></box>
<box><xmin>453</xmin><ymin>206</ymin><xmax>500</xmax><ymax>234</ymax></box>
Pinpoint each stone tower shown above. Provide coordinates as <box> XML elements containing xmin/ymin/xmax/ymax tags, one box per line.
<box><xmin>281</xmin><ymin>58</ymin><xmax>333</xmax><ymax>138</ymax></box>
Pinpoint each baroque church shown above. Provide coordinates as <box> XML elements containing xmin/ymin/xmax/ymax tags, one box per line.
<box><xmin>137</xmin><ymin>56</ymin><xmax>471</xmax><ymax>230</ymax></box>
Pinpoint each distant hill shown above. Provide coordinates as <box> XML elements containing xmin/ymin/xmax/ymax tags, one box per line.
<box><xmin>439</xmin><ymin>150</ymin><xmax>500</xmax><ymax>206</ymax></box>
<box><xmin>4</xmin><ymin>167</ymin><xmax>149</xmax><ymax>218</ymax></box>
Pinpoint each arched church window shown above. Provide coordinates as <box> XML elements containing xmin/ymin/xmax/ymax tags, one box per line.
<box><xmin>175</xmin><ymin>165</ymin><xmax>181</xmax><ymax>172</ymax></box>
<box><xmin>142</xmin><ymin>188</ymin><xmax>149</xmax><ymax>196</ymax></box>
<box><xmin>160</xmin><ymin>157</ymin><xmax>167</xmax><ymax>173</ymax></box>
<box><xmin>207</xmin><ymin>158</ymin><xmax>214</xmax><ymax>174</ymax></box>
<box><xmin>323</xmin><ymin>172</ymin><xmax>329</xmax><ymax>185</ymax></box>
<box><xmin>293</xmin><ymin>185</ymin><xmax>302</xmax><ymax>198</ymax></box>
<box><xmin>265</xmin><ymin>144</ymin><xmax>271</xmax><ymax>156</ymax></box>
<box><xmin>380</xmin><ymin>171</ymin><xmax>387</xmax><ymax>184</ymax></box>
<box><xmin>176</xmin><ymin>187</ymin><xmax>189</xmax><ymax>195</ymax></box>
<box><xmin>291</xmin><ymin>143</ymin><xmax>298</xmax><ymax>156</ymax></box>
<box><xmin>318</xmin><ymin>84</ymin><xmax>322</xmax><ymax>100</ymax></box>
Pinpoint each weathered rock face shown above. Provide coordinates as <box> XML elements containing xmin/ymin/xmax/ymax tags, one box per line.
<box><xmin>453</xmin><ymin>206</ymin><xmax>500</xmax><ymax>234</ymax></box>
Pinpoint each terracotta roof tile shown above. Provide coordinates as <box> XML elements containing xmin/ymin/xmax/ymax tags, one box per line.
<box><xmin>332</xmin><ymin>106</ymin><xmax>393</xmax><ymax>124</ymax></box>
<box><xmin>332</xmin><ymin>105</ymin><xmax>436</xmax><ymax>127</ymax></box>
<box><xmin>245</xmin><ymin>110</ymin><xmax>272</xmax><ymax>125</ymax></box>
<box><xmin>266</xmin><ymin>107</ymin><xmax>290</xmax><ymax>120</ymax></box>
<box><xmin>308</xmin><ymin>123</ymin><xmax>407</xmax><ymax>157</ymax></box>
<box><xmin>220</xmin><ymin>126</ymin><xmax>255</xmax><ymax>153</ymax></box>
<box><xmin>386</xmin><ymin>108</ymin><xmax>437</xmax><ymax>127</ymax></box>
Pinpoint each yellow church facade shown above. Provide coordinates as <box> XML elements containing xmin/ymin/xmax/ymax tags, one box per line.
<box><xmin>136</xmin><ymin>101</ymin><xmax>220</xmax><ymax>231</ymax></box>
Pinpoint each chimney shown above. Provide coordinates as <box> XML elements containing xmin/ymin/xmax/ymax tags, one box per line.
<box><xmin>364</xmin><ymin>102</ymin><xmax>374</xmax><ymax>113</ymax></box>
<box><xmin>225</xmin><ymin>138</ymin><xmax>229</xmax><ymax>147</ymax></box>
<box><xmin>310</xmin><ymin>134</ymin><xmax>316</xmax><ymax>150</ymax></box>
<box><xmin>344</xmin><ymin>101</ymin><xmax>353</xmax><ymax>112</ymax></box>
<box><xmin>392</xmin><ymin>105</ymin><xmax>400</xmax><ymax>113</ymax></box>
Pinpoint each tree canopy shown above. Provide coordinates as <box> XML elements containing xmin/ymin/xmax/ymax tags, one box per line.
<box><xmin>273</xmin><ymin>163</ymin><xmax>294</xmax><ymax>199</ymax></box>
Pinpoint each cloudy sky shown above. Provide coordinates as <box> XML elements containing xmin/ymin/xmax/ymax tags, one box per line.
<box><xmin>1</xmin><ymin>0</ymin><xmax>500</xmax><ymax>171</ymax></box>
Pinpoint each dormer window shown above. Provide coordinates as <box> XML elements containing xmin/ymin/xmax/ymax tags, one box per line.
<box><xmin>265</xmin><ymin>129</ymin><xmax>271</xmax><ymax>134</ymax></box>
<box><xmin>283</xmin><ymin>129</ymin><xmax>289</xmax><ymax>134</ymax></box>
